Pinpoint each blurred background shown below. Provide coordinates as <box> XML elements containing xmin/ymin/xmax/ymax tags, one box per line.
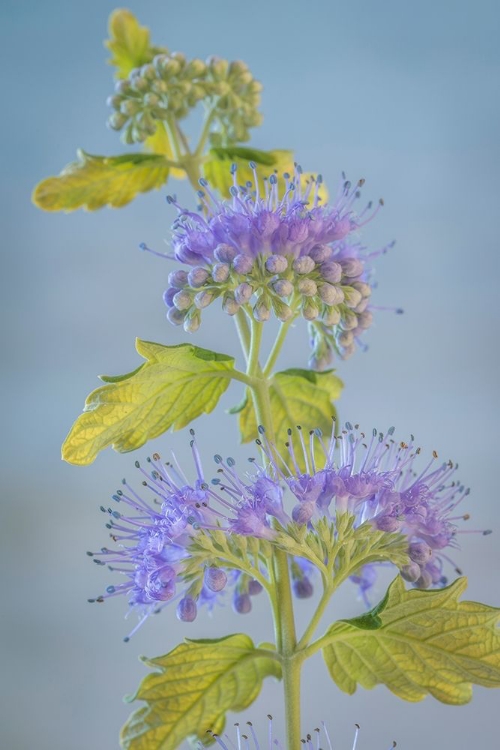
<box><xmin>1</xmin><ymin>0</ymin><xmax>499</xmax><ymax>747</ymax></box>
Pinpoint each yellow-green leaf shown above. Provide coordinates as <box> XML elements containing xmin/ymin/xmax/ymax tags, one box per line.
<box><xmin>62</xmin><ymin>340</ymin><xmax>235</xmax><ymax>465</ymax></box>
<box><xmin>120</xmin><ymin>635</ymin><xmax>281</xmax><ymax>750</ymax></box>
<box><xmin>322</xmin><ymin>576</ymin><xmax>500</xmax><ymax>705</ymax></box>
<box><xmin>203</xmin><ymin>147</ymin><xmax>328</xmax><ymax>203</ymax></box>
<box><xmin>239</xmin><ymin>368</ymin><xmax>343</xmax><ymax>444</ymax></box>
<box><xmin>105</xmin><ymin>9</ymin><xmax>167</xmax><ymax>79</ymax></box>
<box><xmin>32</xmin><ymin>151</ymin><xmax>169</xmax><ymax>212</ymax></box>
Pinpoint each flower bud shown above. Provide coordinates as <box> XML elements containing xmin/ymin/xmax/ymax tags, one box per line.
<box><xmin>343</xmin><ymin>286</ymin><xmax>363</xmax><ymax>309</ymax></box>
<box><xmin>114</xmin><ymin>80</ymin><xmax>131</xmax><ymax>95</ymax></box>
<box><xmin>253</xmin><ymin>297</ymin><xmax>271</xmax><ymax>322</ymax></box>
<box><xmin>233</xmin><ymin>254</ymin><xmax>254</xmax><ymax>274</ymax></box>
<box><xmin>302</xmin><ymin>298</ymin><xmax>320</xmax><ymax>321</ymax></box>
<box><xmin>222</xmin><ymin>292</ymin><xmax>240</xmax><ymax>316</ymax></box>
<box><xmin>272</xmin><ymin>298</ymin><xmax>293</xmax><ymax>322</ymax></box>
<box><xmin>272</xmin><ymin>279</ymin><xmax>294</xmax><ymax>297</ymax></box>
<box><xmin>209</xmin><ymin>57</ymin><xmax>229</xmax><ymax>80</ymax></box>
<box><xmin>320</xmin><ymin>261</ymin><xmax>342</xmax><ymax>284</ymax></box>
<box><xmin>212</xmin><ymin>262</ymin><xmax>230</xmax><ymax>283</ymax></box>
<box><xmin>375</xmin><ymin>515</ymin><xmax>402</xmax><ymax>532</ymax></box>
<box><xmin>167</xmin><ymin>307</ymin><xmax>186</xmax><ymax>326</ymax></box>
<box><xmin>309</xmin><ymin>244</ymin><xmax>332</xmax><ymax>263</ymax></box>
<box><xmin>187</xmin><ymin>267</ymin><xmax>210</xmax><ymax>288</ymax></box>
<box><xmin>163</xmin><ymin>287</ymin><xmax>176</xmax><ymax>307</ymax></box>
<box><xmin>340</xmin><ymin>258</ymin><xmax>364</xmax><ymax>277</ymax></box>
<box><xmin>409</xmin><ymin>541</ymin><xmax>432</xmax><ymax>565</ymax></box>
<box><xmin>107</xmin><ymin>112</ymin><xmax>127</xmax><ymax>130</ymax></box>
<box><xmin>204</xmin><ymin>567</ymin><xmax>228</xmax><ymax>592</ymax></box>
<box><xmin>357</xmin><ymin>310</ymin><xmax>373</xmax><ymax>329</ymax></box>
<box><xmin>293</xmin><ymin>577</ymin><xmax>314</xmax><ymax>599</ymax></box>
<box><xmin>184</xmin><ymin>309</ymin><xmax>201</xmax><ymax>333</ymax></box>
<box><xmin>265</xmin><ymin>255</ymin><xmax>288</xmax><ymax>274</ymax></box>
<box><xmin>318</xmin><ymin>283</ymin><xmax>343</xmax><ymax>305</ymax></box>
<box><xmin>214</xmin><ymin>243</ymin><xmax>237</xmax><ymax>263</ymax></box>
<box><xmin>337</xmin><ymin>330</ymin><xmax>354</xmax><ymax>348</ymax></box>
<box><xmin>130</xmin><ymin>76</ymin><xmax>149</xmax><ymax>93</ymax></box>
<box><xmin>173</xmin><ymin>289</ymin><xmax>192</xmax><ymax>311</ymax></box>
<box><xmin>233</xmin><ymin>592</ymin><xmax>252</xmax><ymax>614</ymax></box>
<box><xmin>185</xmin><ymin>58</ymin><xmax>207</xmax><ymax>78</ymax></box>
<box><xmin>292</xmin><ymin>502</ymin><xmax>315</xmax><ymax>525</ymax></box>
<box><xmin>177</xmin><ymin>596</ymin><xmax>197</xmax><ymax>622</ymax></box>
<box><xmin>194</xmin><ymin>289</ymin><xmax>216</xmax><ymax>309</ymax></box>
<box><xmin>168</xmin><ymin>269</ymin><xmax>188</xmax><ymax>288</ymax></box>
<box><xmin>416</xmin><ymin>569</ymin><xmax>433</xmax><ymax>589</ymax></box>
<box><xmin>144</xmin><ymin>92</ymin><xmax>160</xmax><ymax>107</ymax></box>
<box><xmin>293</xmin><ymin>256</ymin><xmax>315</xmax><ymax>274</ymax></box>
<box><xmin>323</xmin><ymin>306</ymin><xmax>341</xmax><ymax>326</ymax></box>
<box><xmin>248</xmin><ymin>580</ymin><xmax>263</xmax><ymax>596</ymax></box>
<box><xmin>235</xmin><ymin>282</ymin><xmax>253</xmax><ymax>304</ymax></box>
<box><xmin>400</xmin><ymin>563</ymin><xmax>421</xmax><ymax>583</ymax></box>
<box><xmin>297</xmin><ymin>278</ymin><xmax>318</xmax><ymax>297</ymax></box>
<box><xmin>120</xmin><ymin>99</ymin><xmax>141</xmax><ymax>116</ymax></box>
<box><xmin>107</xmin><ymin>94</ymin><xmax>123</xmax><ymax>109</ymax></box>
<box><xmin>353</xmin><ymin>298</ymin><xmax>370</xmax><ymax>314</ymax></box>
<box><xmin>351</xmin><ymin>281</ymin><xmax>371</xmax><ymax>298</ymax></box>
<box><xmin>340</xmin><ymin>310</ymin><xmax>358</xmax><ymax>330</ymax></box>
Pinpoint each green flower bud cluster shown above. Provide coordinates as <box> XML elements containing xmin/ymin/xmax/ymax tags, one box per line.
<box><xmin>106</xmin><ymin>52</ymin><xmax>262</xmax><ymax>145</ymax></box>
<box><xmin>164</xmin><ymin>245</ymin><xmax>372</xmax><ymax>335</ymax></box>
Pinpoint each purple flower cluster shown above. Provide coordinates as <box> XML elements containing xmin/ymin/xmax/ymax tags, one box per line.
<box><xmin>155</xmin><ymin>165</ymin><xmax>394</xmax><ymax>364</ymax></box>
<box><xmin>89</xmin><ymin>424</ymin><xmax>484</xmax><ymax>637</ymax></box>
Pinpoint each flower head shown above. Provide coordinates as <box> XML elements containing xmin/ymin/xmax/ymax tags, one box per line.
<box><xmin>153</xmin><ymin>165</ymin><xmax>395</xmax><ymax>363</ymax></box>
<box><xmin>88</xmin><ymin>424</ymin><xmax>486</xmax><ymax>636</ymax></box>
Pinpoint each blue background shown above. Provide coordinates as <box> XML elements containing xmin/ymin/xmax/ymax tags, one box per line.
<box><xmin>1</xmin><ymin>1</ymin><xmax>499</xmax><ymax>747</ymax></box>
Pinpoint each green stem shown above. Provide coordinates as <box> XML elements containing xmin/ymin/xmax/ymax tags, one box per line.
<box><xmin>234</xmin><ymin>309</ymin><xmax>251</xmax><ymax>364</ymax></box>
<box><xmin>263</xmin><ymin>316</ymin><xmax>297</xmax><ymax>377</ymax></box>
<box><xmin>244</xmin><ymin>323</ymin><xmax>301</xmax><ymax>748</ymax></box>
<box><xmin>296</xmin><ymin>578</ymin><xmax>333</xmax><ymax>651</ymax></box>
<box><xmin>195</xmin><ymin>107</ymin><xmax>217</xmax><ymax>158</ymax></box>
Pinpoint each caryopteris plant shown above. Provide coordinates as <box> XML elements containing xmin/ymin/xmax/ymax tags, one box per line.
<box><xmin>33</xmin><ymin>9</ymin><xmax>500</xmax><ymax>749</ymax></box>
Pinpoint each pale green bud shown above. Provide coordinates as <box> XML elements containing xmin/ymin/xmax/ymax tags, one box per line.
<box><xmin>302</xmin><ymin>298</ymin><xmax>320</xmax><ymax>321</ymax></box>
<box><xmin>107</xmin><ymin>94</ymin><xmax>123</xmax><ymax>109</ymax></box>
<box><xmin>253</xmin><ymin>296</ymin><xmax>271</xmax><ymax>322</ymax></box>
<box><xmin>222</xmin><ymin>292</ymin><xmax>240</xmax><ymax>316</ymax></box>
<box><xmin>272</xmin><ymin>279</ymin><xmax>294</xmax><ymax>297</ymax></box>
<box><xmin>323</xmin><ymin>306</ymin><xmax>341</xmax><ymax>326</ymax></box>
<box><xmin>342</xmin><ymin>286</ymin><xmax>363</xmax><ymax>309</ymax></box>
<box><xmin>185</xmin><ymin>59</ymin><xmax>207</xmax><ymax>78</ymax></box>
<box><xmin>151</xmin><ymin>79</ymin><xmax>168</xmax><ymax>95</ymax></box>
<box><xmin>212</xmin><ymin>263</ymin><xmax>230</xmax><ymax>283</ymax></box>
<box><xmin>209</xmin><ymin>57</ymin><xmax>229</xmax><ymax>79</ymax></box>
<box><xmin>297</xmin><ymin>278</ymin><xmax>318</xmax><ymax>297</ymax></box>
<box><xmin>108</xmin><ymin>112</ymin><xmax>127</xmax><ymax>130</ymax></box>
<box><xmin>184</xmin><ymin>309</ymin><xmax>201</xmax><ymax>333</ymax></box>
<box><xmin>340</xmin><ymin>310</ymin><xmax>358</xmax><ymax>330</ymax></box>
<box><xmin>194</xmin><ymin>289</ymin><xmax>216</xmax><ymax>309</ymax></box>
<box><xmin>141</xmin><ymin>64</ymin><xmax>157</xmax><ymax>81</ymax></box>
<box><xmin>144</xmin><ymin>92</ymin><xmax>160</xmax><ymax>107</ymax></box>
<box><xmin>293</xmin><ymin>256</ymin><xmax>316</xmax><ymax>274</ymax></box>
<box><xmin>272</xmin><ymin>298</ymin><xmax>293</xmax><ymax>322</ymax></box>
<box><xmin>318</xmin><ymin>283</ymin><xmax>342</xmax><ymax>305</ymax></box>
<box><xmin>131</xmin><ymin>76</ymin><xmax>149</xmax><ymax>93</ymax></box>
<box><xmin>173</xmin><ymin>290</ymin><xmax>192</xmax><ymax>311</ymax></box>
<box><xmin>120</xmin><ymin>99</ymin><xmax>141</xmax><ymax>116</ymax></box>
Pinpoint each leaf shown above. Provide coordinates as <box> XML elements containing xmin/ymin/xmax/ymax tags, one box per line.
<box><xmin>203</xmin><ymin>147</ymin><xmax>328</xmax><ymax>203</ymax></box>
<box><xmin>120</xmin><ymin>634</ymin><xmax>281</xmax><ymax>750</ymax></box>
<box><xmin>145</xmin><ymin>123</ymin><xmax>185</xmax><ymax>180</ymax></box>
<box><xmin>239</xmin><ymin>368</ymin><xmax>343</xmax><ymax>444</ymax></box>
<box><xmin>32</xmin><ymin>151</ymin><xmax>169</xmax><ymax>212</ymax></box>
<box><xmin>322</xmin><ymin>576</ymin><xmax>500</xmax><ymax>705</ymax></box>
<box><xmin>62</xmin><ymin>340</ymin><xmax>235</xmax><ymax>465</ymax></box>
<box><xmin>105</xmin><ymin>9</ymin><xmax>167</xmax><ymax>79</ymax></box>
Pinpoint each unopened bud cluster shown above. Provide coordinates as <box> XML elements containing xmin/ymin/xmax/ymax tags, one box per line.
<box><xmin>163</xmin><ymin>240</ymin><xmax>372</xmax><ymax>334</ymax></box>
<box><xmin>107</xmin><ymin>53</ymin><xmax>262</xmax><ymax>145</ymax></box>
